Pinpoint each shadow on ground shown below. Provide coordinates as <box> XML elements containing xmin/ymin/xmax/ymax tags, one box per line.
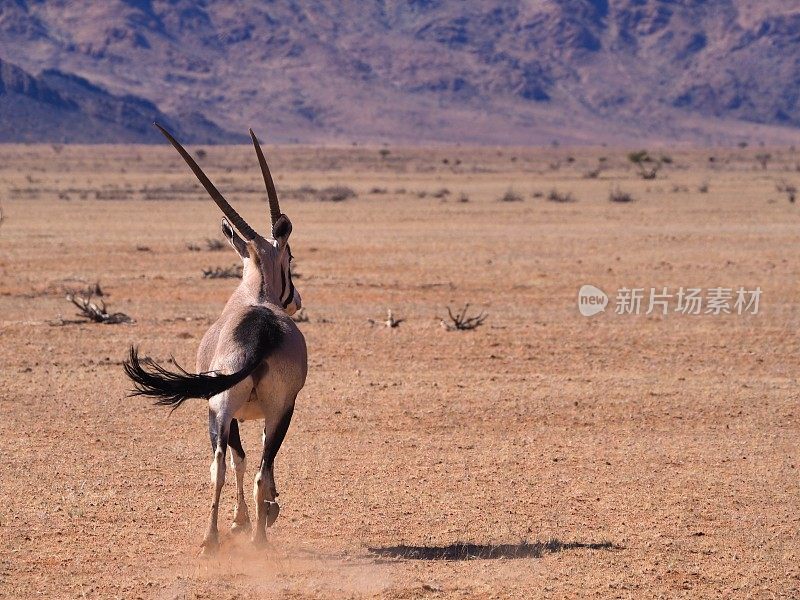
<box><xmin>368</xmin><ymin>540</ymin><xmax>619</xmax><ymax>561</ymax></box>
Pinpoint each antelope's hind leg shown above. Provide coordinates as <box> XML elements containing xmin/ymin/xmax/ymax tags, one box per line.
<box><xmin>252</xmin><ymin>402</ymin><xmax>295</xmax><ymax>546</ymax></box>
<box><xmin>228</xmin><ymin>419</ymin><xmax>251</xmax><ymax>534</ymax></box>
<box><xmin>201</xmin><ymin>409</ymin><xmax>229</xmax><ymax>554</ymax></box>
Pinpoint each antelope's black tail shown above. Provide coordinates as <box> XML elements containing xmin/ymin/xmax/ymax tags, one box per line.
<box><xmin>123</xmin><ymin>306</ymin><xmax>286</xmax><ymax>410</ymax></box>
<box><xmin>122</xmin><ymin>346</ymin><xmax>258</xmax><ymax>410</ymax></box>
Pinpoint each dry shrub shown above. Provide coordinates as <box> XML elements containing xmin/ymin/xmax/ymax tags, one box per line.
<box><xmin>368</xmin><ymin>309</ymin><xmax>404</xmax><ymax>328</ymax></box>
<box><xmin>584</xmin><ymin>156</ymin><xmax>608</xmax><ymax>179</ymax></box>
<box><xmin>205</xmin><ymin>238</ymin><xmax>226</xmax><ymax>251</ymax></box>
<box><xmin>609</xmin><ymin>186</ymin><xmax>635</xmax><ymax>203</ymax></box>
<box><xmin>547</xmin><ymin>189</ymin><xmax>576</xmax><ymax>203</ymax></box>
<box><xmin>65</xmin><ymin>293</ymin><xmax>133</xmax><ymax>324</ymax></box>
<box><xmin>297</xmin><ymin>185</ymin><xmax>317</xmax><ymax>197</ymax></box>
<box><xmin>202</xmin><ymin>265</ymin><xmax>242</xmax><ymax>279</ymax></box>
<box><xmin>628</xmin><ymin>150</ymin><xmax>661</xmax><ymax>179</ymax></box>
<box><xmin>319</xmin><ymin>186</ymin><xmax>356</xmax><ymax>202</ymax></box>
<box><xmin>776</xmin><ymin>180</ymin><xmax>797</xmax><ymax>203</ymax></box>
<box><xmin>756</xmin><ymin>153</ymin><xmax>771</xmax><ymax>169</ymax></box>
<box><xmin>500</xmin><ymin>189</ymin><xmax>523</xmax><ymax>202</ymax></box>
<box><xmin>291</xmin><ymin>308</ymin><xmax>309</xmax><ymax>323</ymax></box>
<box><xmin>285</xmin><ymin>185</ymin><xmax>356</xmax><ymax>202</ymax></box>
<box><xmin>440</xmin><ymin>304</ymin><xmax>488</xmax><ymax>331</ymax></box>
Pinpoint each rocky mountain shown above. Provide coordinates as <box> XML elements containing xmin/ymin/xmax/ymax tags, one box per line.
<box><xmin>0</xmin><ymin>58</ymin><xmax>242</xmax><ymax>143</ymax></box>
<box><xmin>0</xmin><ymin>0</ymin><xmax>798</xmax><ymax>145</ymax></box>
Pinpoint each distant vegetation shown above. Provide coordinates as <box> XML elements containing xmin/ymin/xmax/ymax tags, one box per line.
<box><xmin>756</xmin><ymin>153</ymin><xmax>771</xmax><ymax>170</ymax></box>
<box><xmin>440</xmin><ymin>304</ymin><xmax>488</xmax><ymax>331</ymax></box>
<box><xmin>547</xmin><ymin>189</ymin><xmax>576</xmax><ymax>203</ymax></box>
<box><xmin>628</xmin><ymin>150</ymin><xmax>661</xmax><ymax>180</ymax></box>
<box><xmin>320</xmin><ymin>186</ymin><xmax>357</xmax><ymax>202</ymax></box>
<box><xmin>284</xmin><ymin>185</ymin><xmax>358</xmax><ymax>202</ymax></box>
<box><xmin>500</xmin><ymin>189</ymin><xmax>524</xmax><ymax>202</ymax></box>
<box><xmin>64</xmin><ymin>291</ymin><xmax>133</xmax><ymax>325</ymax></box>
<box><xmin>583</xmin><ymin>157</ymin><xmax>607</xmax><ymax>179</ymax></box>
<box><xmin>202</xmin><ymin>265</ymin><xmax>242</xmax><ymax>279</ymax></box>
<box><xmin>609</xmin><ymin>186</ymin><xmax>635</xmax><ymax>203</ymax></box>
<box><xmin>776</xmin><ymin>180</ymin><xmax>796</xmax><ymax>203</ymax></box>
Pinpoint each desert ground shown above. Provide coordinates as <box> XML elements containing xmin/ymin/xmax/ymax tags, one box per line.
<box><xmin>0</xmin><ymin>143</ymin><xmax>798</xmax><ymax>599</ymax></box>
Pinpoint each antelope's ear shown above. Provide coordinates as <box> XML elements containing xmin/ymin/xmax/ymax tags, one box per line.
<box><xmin>272</xmin><ymin>214</ymin><xmax>292</xmax><ymax>248</ymax></box>
<box><xmin>221</xmin><ymin>218</ymin><xmax>248</xmax><ymax>259</ymax></box>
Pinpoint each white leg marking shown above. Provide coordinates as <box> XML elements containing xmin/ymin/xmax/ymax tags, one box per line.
<box><xmin>202</xmin><ymin>447</ymin><xmax>226</xmax><ymax>553</ymax></box>
<box><xmin>231</xmin><ymin>452</ymin><xmax>250</xmax><ymax>532</ymax></box>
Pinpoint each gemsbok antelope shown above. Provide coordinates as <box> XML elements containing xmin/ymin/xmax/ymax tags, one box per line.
<box><xmin>123</xmin><ymin>124</ymin><xmax>307</xmax><ymax>553</ymax></box>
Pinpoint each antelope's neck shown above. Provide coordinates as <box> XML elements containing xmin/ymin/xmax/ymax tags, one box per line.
<box><xmin>241</xmin><ymin>267</ymin><xmax>282</xmax><ymax>307</ymax></box>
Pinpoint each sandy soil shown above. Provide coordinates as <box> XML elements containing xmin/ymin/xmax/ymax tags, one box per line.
<box><xmin>0</xmin><ymin>144</ymin><xmax>798</xmax><ymax>599</ymax></box>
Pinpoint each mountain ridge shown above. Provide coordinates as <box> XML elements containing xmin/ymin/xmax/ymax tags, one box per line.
<box><xmin>0</xmin><ymin>1</ymin><xmax>798</xmax><ymax>145</ymax></box>
<box><xmin>0</xmin><ymin>57</ymin><xmax>244</xmax><ymax>143</ymax></box>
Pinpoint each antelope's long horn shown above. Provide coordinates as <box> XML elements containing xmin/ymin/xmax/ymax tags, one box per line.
<box><xmin>154</xmin><ymin>123</ymin><xmax>258</xmax><ymax>240</ymax></box>
<box><xmin>249</xmin><ymin>128</ymin><xmax>281</xmax><ymax>231</ymax></box>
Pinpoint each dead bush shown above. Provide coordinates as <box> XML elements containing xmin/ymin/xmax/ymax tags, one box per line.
<box><xmin>499</xmin><ymin>189</ymin><xmax>523</xmax><ymax>202</ymax></box>
<box><xmin>205</xmin><ymin>238</ymin><xmax>226</xmax><ymax>251</ymax></box>
<box><xmin>296</xmin><ymin>185</ymin><xmax>317</xmax><ymax>197</ymax></box>
<box><xmin>440</xmin><ymin>304</ymin><xmax>488</xmax><ymax>331</ymax></box>
<box><xmin>202</xmin><ymin>265</ymin><xmax>242</xmax><ymax>279</ymax></box>
<box><xmin>776</xmin><ymin>180</ymin><xmax>797</xmax><ymax>203</ymax></box>
<box><xmin>581</xmin><ymin>155</ymin><xmax>609</xmax><ymax>178</ymax></box>
<box><xmin>756</xmin><ymin>153</ymin><xmax>771</xmax><ymax>170</ymax></box>
<box><xmin>368</xmin><ymin>309</ymin><xmax>404</xmax><ymax>328</ymax></box>
<box><xmin>65</xmin><ymin>293</ymin><xmax>133</xmax><ymax>324</ymax></box>
<box><xmin>319</xmin><ymin>186</ymin><xmax>356</xmax><ymax>202</ymax></box>
<box><xmin>628</xmin><ymin>150</ymin><xmax>661</xmax><ymax>180</ymax></box>
<box><xmin>547</xmin><ymin>189</ymin><xmax>576</xmax><ymax>203</ymax></box>
<box><xmin>291</xmin><ymin>308</ymin><xmax>309</xmax><ymax>323</ymax></box>
<box><xmin>65</xmin><ymin>282</ymin><xmax>104</xmax><ymax>298</ymax></box>
<box><xmin>609</xmin><ymin>186</ymin><xmax>635</xmax><ymax>203</ymax></box>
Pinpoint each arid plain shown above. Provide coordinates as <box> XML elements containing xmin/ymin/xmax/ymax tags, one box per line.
<box><xmin>0</xmin><ymin>144</ymin><xmax>798</xmax><ymax>599</ymax></box>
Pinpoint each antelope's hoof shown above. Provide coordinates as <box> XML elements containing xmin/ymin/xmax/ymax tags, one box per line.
<box><xmin>231</xmin><ymin>519</ymin><xmax>252</xmax><ymax>535</ymax></box>
<box><xmin>266</xmin><ymin>501</ymin><xmax>280</xmax><ymax>527</ymax></box>
<box><xmin>251</xmin><ymin>530</ymin><xmax>267</xmax><ymax>547</ymax></box>
<box><xmin>199</xmin><ymin>532</ymin><xmax>219</xmax><ymax>556</ymax></box>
